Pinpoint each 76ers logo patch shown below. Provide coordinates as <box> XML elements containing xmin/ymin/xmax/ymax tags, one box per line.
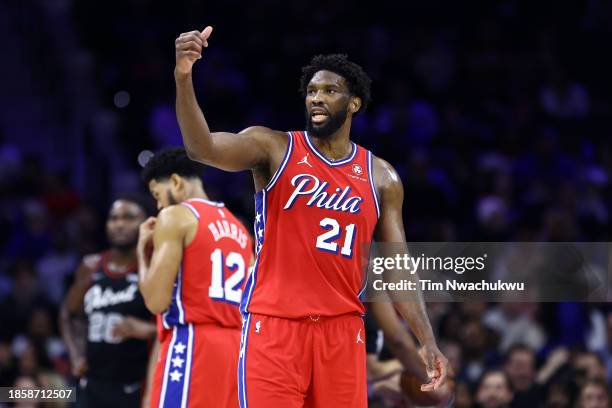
<box><xmin>348</xmin><ymin>164</ymin><xmax>367</xmax><ymax>182</ymax></box>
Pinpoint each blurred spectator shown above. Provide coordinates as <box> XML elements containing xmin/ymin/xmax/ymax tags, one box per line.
<box><xmin>546</xmin><ymin>382</ymin><xmax>572</xmax><ymax>408</ymax></box>
<box><xmin>454</xmin><ymin>380</ymin><xmax>474</xmax><ymax>408</ymax></box>
<box><xmin>458</xmin><ymin>318</ymin><xmax>498</xmax><ymax>384</ymax></box>
<box><xmin>572</xmin><ymin>351</ymin><xmax>607</xmax><ymax>386</ymax></box>
<box><xmin>36</xmin><ymin>231</ymin><xmax>79</xmax><ymax>305</ymax></box>
<box><xmin>483</xmin><ymin>303</ymin><xmax>546</xmax><ymax>352</ymax></box>
<box><xmin>0</xmin><ymin>340</ymin><xmax>17</xmax><ymax>387</ymax></box>
<box><xmin>576</xmin><ymin>380</ymin><xmax>610</xmax><ymax>408</ymax></box>
<box><xmin>475</xmin><ymin>370</ymin><xmax>514</xmax><ymax>408</ymax></box>
<box><xmin>502</xmin><ymin>344</ymin><xmax>545</xmax><ymax>407</ymax></box>
<box><xmin>12</xmin><ymin>375</ymin><xmax>40</xmax><ymax>408</ymax></box>
<box><xmin>15</xmin><ymin>341</ymin><xmax>52</xmax><ymax>378</ymax></box>
<box><xmin>0</xmin><ymin>261</ymin><xmax>54</xmax><ymax>340</ymax></box>
<box><xmin>4</xmin><ymin>201</ymin><xmax>51</xmax><ymax>260</ymax></box>
<box><xmin>596</xmin><ymin>311</ymin><xmax>612</xmax><ymax>381</ymax></box>
<box><xmin>12</xmin><ymin>308</ymin><xmax>65</xmax><ymax>372</ymax></box>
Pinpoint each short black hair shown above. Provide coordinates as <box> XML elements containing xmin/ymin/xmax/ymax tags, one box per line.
<box><xmin>113</xmin><ymin>192</ymin><xmax>156</xmax><ymax>217</ymax></box>
<box><xmin>503</xmin><ymin>343</ymin><xmax>534</xmax><ymax>364</ymax></box>
<box><xmin>299</xmin><ymin>54</ymin><xmax>372</xmax><ymax>115</ymax></box>
<box><xmin>141</xmin><ymin>147</ymin><xmax>203</xmax><ymax>184</ymax></box>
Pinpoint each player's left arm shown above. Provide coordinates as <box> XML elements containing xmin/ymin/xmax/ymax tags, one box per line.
<box><xmin>372</xmin><ymin>156</ymin><xmax>448</xmax><ymax>391</ymax></box>
<box><xmin>138</xmin><ymin>206</ymin><xmax>191</xmax><ymax>314</ymax></box>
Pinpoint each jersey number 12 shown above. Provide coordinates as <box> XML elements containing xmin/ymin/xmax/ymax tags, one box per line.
<box><xmin>209</xmin><ymin>249</ymin><xmax>245</xmax><ymax>304</ymax></box>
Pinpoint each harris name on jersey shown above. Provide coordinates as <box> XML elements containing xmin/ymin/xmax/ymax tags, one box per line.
<box><xmin>207</xmin><ymin>218</ymin><xmax>249</xmax><ymax>249</ymax></box>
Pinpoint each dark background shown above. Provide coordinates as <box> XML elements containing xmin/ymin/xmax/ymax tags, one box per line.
<box><xmin>0</xmin><ymin>0</ymin><xmax>611</xmax><ymax>406</ymax></box>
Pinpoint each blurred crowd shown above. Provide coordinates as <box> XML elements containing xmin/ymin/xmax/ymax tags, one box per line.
<box><xmin>1</xmin><ymin>0</ymin><xmax>612</xmax><ymax>406</ymax></box>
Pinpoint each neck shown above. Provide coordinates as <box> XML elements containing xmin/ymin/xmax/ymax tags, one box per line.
<box><xmin>309</xmin><ymin>119</ymin><xmax>353</xmax><ymax>161</ymax></box>
<box><xmin>109</xmin><ymin>247</ymin><xmax>137</xmax><ymax>265</ymax></box>
<box><xmin>184</xmin><ymin>182</ymin><xmax>209</xmax><ymax>201</ymax></box>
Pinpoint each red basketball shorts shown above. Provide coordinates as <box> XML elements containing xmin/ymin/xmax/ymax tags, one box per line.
<box><xmin>238</xmin><ymin>313</ymin><xmax>367</xmax><ymax>408</ymax></box>
<box><xmin>150</xmin><ymin>323</ymin><xmax>241</xmax><ymax>408</ymax></box>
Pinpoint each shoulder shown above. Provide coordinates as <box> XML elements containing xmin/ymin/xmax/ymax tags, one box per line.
<box><xmin>157</xmin><ymin>205</ymin><xmax>197</xmax><ymax>229</ymax></box>
<box><xmin>372</xmin><ymin>155</ymin><xmax>403</xmax><ymax>199</ymax></box>
<box><xmin>74</xmin><ymin>253</ymin><xmax>101</xmax><ymax>284</ymax></box>
<box><xmin>239</xmin><ymin>126</ymin><xmax>289</xmax><ymax>145</ymax></box>
<box><xmin>82</xmin><ymin>253</ymin><xmax>102</xmax><ymax>270</ymax></box>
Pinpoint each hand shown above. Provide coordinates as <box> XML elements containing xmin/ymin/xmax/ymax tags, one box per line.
<box><xmin>175</xmin><ymin>26</ymin><xmax>213</xmax><ymax>76</ymax></box>
<box><xmin>71</xmin><ymin>355</ymin><xmax>88</xmax><ymax>378</ymax></box>
<box><xmin>418</xmin><ymin>343</ymin><xmax>448</xmax><ymax>392</ymax></box>
<box><xmin>546</xmin><ymin>347</ymin><xmax>569</xmax><ymax>368</ymax></box>
<box><xmin>112</xmin><ymin>316</ymin><xmax>155</xmax><ymax>340</ymax></box>
<box><xmin>138</xmin><ymin>217</ymin><xmax>157</xmax><ymax>261</ymax></box>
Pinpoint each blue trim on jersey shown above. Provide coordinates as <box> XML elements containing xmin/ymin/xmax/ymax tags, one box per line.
<box><xmin>367</xmin><ymin>150</ymin><xmax>381</xmax><ymax>218</ymax></box>
<box><xmin>264</xmin><ymin>132</ymin><xmax>294</xmax><ymax>192</ymax></box>
<box><xmin>304</xmin><ymin>131</ymin><xmax>357</xmax><ymax>166</ymax></box>
<box><xmin>157</xmin><ymin>327</ymin><xmax>176</xmax><ymax>408</ymax></box>
<box><xmin>157</xmin><ymin>325</ymin><xmax>194</xmax><ymax>408</ymax></box>
<box><xmin>162</xmin><ymin>265</ymin><xmax>186</xmax><ymax>327</ymax></box>
<box><xmin>357</xmin><ymin>269</ymin><xmax>369</xmax><ymax>301</ymax></box>
<box><xmin>180</xmin><ymin>324</ymin><xmax>194</xmax><ymax>408</ymax></box>
<box><xmin>238</xmin><ymin>314</ymin><xmax>252</xmax><ymax>408</ymax></box>
<box><xmin>240</xmin><ymin>189</ymin><xmax>267</xmax><ymax>315</ymax></box>
<box><xmin>159</xmin><ymin>324</ymin><xmax>194</xmax><ymax>408</ymax></box>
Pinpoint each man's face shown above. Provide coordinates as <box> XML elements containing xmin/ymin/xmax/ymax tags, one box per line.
<box><xmin>106</xmin><ymin>200</ymin><xmax>146</xmax><ymax>250</ymax></box>
<box><xmin>476</xmin><ymin>372</ymin><xmax>513</xmax><ymax>408</ymax></box>
<box><xmin>574</xmin><ymin>354</ymin><xmax>606</xmax><ymax>382</ymax></box>
<box><xmin>579</xmin><ymin>384</ymin><xmax>610</xmax><ymax>408</ymax></box>
<box><xmin>304</xmin><ymin>70</ymin><xmax>353</xmax><ymax>139</ymax></box>
<box><xmin>504</xmin><ymin>350</ymin><xmax>535</xmax><ymax>392</ymax></box>
<box><xmin>148</xmin><ymin>179</ymin><xmax>180</xmax><ymax>210</ymax></box>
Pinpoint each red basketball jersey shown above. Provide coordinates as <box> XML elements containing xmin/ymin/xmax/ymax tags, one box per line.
<box><xmin>241</xmin><ymin>131</ymin><xmax>380</xmax><ymax>318</ymax></box>
<box><xmin>162</xmin><ymin>198</ymin><xmax>252</xmax><ymax>329</ymax></box>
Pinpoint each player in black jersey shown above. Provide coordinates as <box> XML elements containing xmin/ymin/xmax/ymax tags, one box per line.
<box><xmin>60</xmin><ymin>196</ymin><xmax>156</xmax><ymax>408</ymax></box>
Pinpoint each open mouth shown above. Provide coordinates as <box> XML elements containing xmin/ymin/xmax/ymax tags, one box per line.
<box><xmin>311</xmin><ymin>109</ymin><xmax>329</xmax><ymax>124</ymax></box>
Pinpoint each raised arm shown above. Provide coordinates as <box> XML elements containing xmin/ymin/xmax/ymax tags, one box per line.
<box><xmin>137</xmin><ymin>206</ymin><xmax>193</xmax><ymax>314</ymax></box>
<box><xmin>174</xmin><ymin>27</ymin><xmax>286</xmax><ymax>172</ymax></box>
<box><xmin>373</xmin><ymin>157</ymin><xmax>448</xmax><ymax>391</ymax></box>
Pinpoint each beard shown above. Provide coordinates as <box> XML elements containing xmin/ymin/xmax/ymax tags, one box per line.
<box><xmin>166</xmin><ymin>190</ymin><xmax>180</xmax><ymax>206</ymax></box>
<box><xmin>305</xmin><ymin>105</ymin><xmax>348</xmax><ymax>139</ymax></box>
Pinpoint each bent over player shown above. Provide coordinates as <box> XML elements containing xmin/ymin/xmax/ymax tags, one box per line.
<box><xmin>174</xmin><ymin>26</ymin><xmax>448</xmax><ymax>407</ymax></box>
<box><xmin>138</xmin><ymin>148</ymin><xmax>252</xmax><ymax>407</ymax></box>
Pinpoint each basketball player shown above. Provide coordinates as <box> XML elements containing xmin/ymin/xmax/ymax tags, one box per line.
<box><xmin>60</xmin><ymin>196</ymin><xmax>156</xmax><ymax>408</ymax></box>
<box><xmin>138</xmin><ymin>148</ymin><xmax>252</xmax><ymax>408</ymax></box>
<box><xmin>174</xmin><ymin>27</ymin><xmax>448</xmax><ymax>407</ymax></box>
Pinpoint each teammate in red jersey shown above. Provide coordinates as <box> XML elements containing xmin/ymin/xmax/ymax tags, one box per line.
<box><xmin>138</xmin><ymin>148</ymin><xmax>252</xmax><ymax>408</ymax></box>
<box><xmin>174</xmin><ymin>26</ymin><xmax>448</xmax><ymax>407</ymax></box>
